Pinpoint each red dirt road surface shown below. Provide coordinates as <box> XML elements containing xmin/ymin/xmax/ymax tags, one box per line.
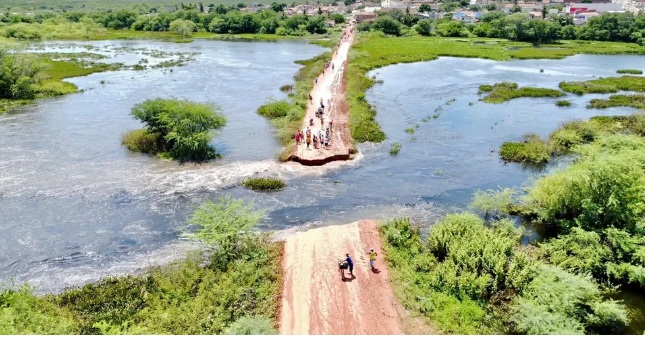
<box><xmin>279</xmin><ymin>220</ymin><xmax>402</xmax><ymax>335</ymax></box>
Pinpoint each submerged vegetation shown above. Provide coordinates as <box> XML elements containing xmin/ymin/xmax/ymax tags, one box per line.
<box><xmin>478</xmin><ymin>82</ymin><xmax>564</xmax><ymax>103</ymax></box>
<box><xmin>242</xmin><ymin>177</ymin><xmax>286</xmax><ymax>191</ymax></box>
<box><xmin>0</xmin><ymin>197</ymin><xmax>282</xmax><ymax>334</ymax></box>
<box><xmin>380</xmin><ymin>216</ymin><xmax>629</xmax><ymax>334</ymax></box>
<box><xmin>559</xmin><ymin>76</ymin><xmax>645</xmax><ymax>95</ymax></box>
<box><xmin>123</xmin><ymin>98</ymin><xmax>227</xmax><ymax>161</ymax></box>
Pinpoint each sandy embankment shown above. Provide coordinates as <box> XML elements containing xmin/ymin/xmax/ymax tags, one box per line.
<box><xmin>279</xmin><ymin>220</ymin><xmax>402</xmax><ymax>335</ymax></box>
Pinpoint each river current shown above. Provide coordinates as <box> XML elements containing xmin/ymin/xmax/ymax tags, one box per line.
<box><xmin>1</xmin><ymin>41</ymin><xmax>644</xmax><ymax>331</ymax></box>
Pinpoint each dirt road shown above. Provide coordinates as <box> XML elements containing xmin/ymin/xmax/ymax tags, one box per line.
<box><xmin>279</xmin><ymin>220</ymin><xmax>402</xmax><ymax>335</ymax></box>
<box><xmin>291</xmin><ymin>23</ymin><xmax>355</xmax><ymax>165</ymax></box>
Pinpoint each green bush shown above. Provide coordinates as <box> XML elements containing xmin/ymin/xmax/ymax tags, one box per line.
<box><xmin>617</xmin><ymin>69</ymin><xmax>643</xmax><ymax>75</ymax></box>
<box><xmin>469</xmin><ymin>187</ymin><xmax>516</xmax><ymax>218</ymax></box>
<box><xmin>556</xmin><ymin>100</ymin><xmax>572</xmax><ymax>107</ymax></box>
<box><xmin>242</xmin><ymin>177</ymin><xmax>286</xmax><ymax>191</ymax></box>
<box><xmin>128</xmin><ymin>98</ymin><xmax>227</xmax><ymax>161</ymax></box>
<box><xmin>257</xmin><ymin>100</ymin><xmax>291</xmax><ymax>119</ymax></box>
<box><xmin>0</xmin><ymin>50</ymin><xmax>46</xmax><ymax>99</ymax></box>
<box><xmin>226</xmin><ymin>315</ymin><xmax>278</xmax><ymax>335</ymax></box>
<box><xmin>499</xmin><ymin>133</ymin><xmax>550</xmax><ymax>164</ymax></box>
<box><xmin>121</xmin><ymin>129</ymin><xmax>161</xmax><ymax>154</ymax></box>
<box><xmin>0</xmin><ymin>285</ymin><xmax>79</xmax><ymax>334</ymax></box>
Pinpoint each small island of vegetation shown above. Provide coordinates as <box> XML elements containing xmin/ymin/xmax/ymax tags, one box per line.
<box><xmin>122</xmin><ymin>98</ymin><xmax>227</xmax><ymax>161</ymax></box>
<box><xmin>478</xmin><ymin>82</ymin><xmax>565</xmax><ymax>103</ymax></box>
<box><xmin>559</xmin><ymin>76</ymin><xmax>645</xmax><ymax>95</ymax></box>
<box><xmin>242</xmin><ymin>177</ymin><xmax>286</xmax><ymax>191</ymax></box>
<box><xmin>617</xmin><ymin>69</ymin><xmax>643</xmax><ymax>75</ymax></box>
<box><xmin>556</xmin><ymin>100</ymin><xmax>572</xmax><ymax>107</ymax></box>
<box><xmin>588</xmin><ymin>94</ymin><xmax>645</xmax><ymax>109</ymax></box>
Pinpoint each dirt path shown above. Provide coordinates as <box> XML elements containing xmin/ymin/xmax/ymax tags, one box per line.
<box><xmin>290</xmin><ymin>23</ymin><xmax>355</xmax><ymax>165</ymax></box>
<box><xmin>279</xmin><ymin>220</ymin><xmax>402</xmax><ymax>335</ymax></box>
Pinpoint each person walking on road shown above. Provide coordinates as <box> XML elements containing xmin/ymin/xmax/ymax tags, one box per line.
<box><xmin>369</xmin><ymin>248</ymin><xmax>378</xmax><ymax>270</ymax></box>
<box><xmin>345</xmin><ymin>253</ymin><xmax>354</xmax><ymax>276</ymax></box>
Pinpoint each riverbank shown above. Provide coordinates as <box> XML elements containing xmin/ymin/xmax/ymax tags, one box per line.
<box><xmin>0</xmin><ymin>58</ymin><xmax>118</xmax><ymax>114</ymax></box>
<box><xmin>288</xmin><ymin>24</ymin><xmax>355</xmax><ymax>166</ymax></box>
<box><xmin>346</xmin><ymin>34</ymin><xmax>645</xmax><ymax>142</ymax></box>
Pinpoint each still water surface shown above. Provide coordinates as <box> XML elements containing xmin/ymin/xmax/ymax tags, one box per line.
<box><xmin>0</xmin><ymin>41</ymin><xmax>643</xmax><ymax>332</ymax></box>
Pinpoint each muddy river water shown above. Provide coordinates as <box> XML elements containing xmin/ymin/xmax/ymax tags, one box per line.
<box><xmin>0</xmin><ymin>40</ymin><xmax>643</xmax><ymax>332</ymax></box>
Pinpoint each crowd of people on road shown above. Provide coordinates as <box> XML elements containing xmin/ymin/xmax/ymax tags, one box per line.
<box><xmin>295</xmin><ymin>23</ymin><xmax>354</xmax><ymax>153</ymax></box>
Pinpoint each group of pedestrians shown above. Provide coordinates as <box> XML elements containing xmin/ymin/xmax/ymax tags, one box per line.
<box><xmin>296</xmin><ymin>23</ymin><xmax>354</xmax><ymax>153</ymax></box>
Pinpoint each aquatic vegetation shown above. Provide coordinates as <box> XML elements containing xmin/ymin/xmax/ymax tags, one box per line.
<box><xmin>617</xmin><ymin>69</ymin><xmax>643</xmax><ymax>74</ymax></box>
<box><xmin>480</xmin><ymin>82</ymin><xmax>565</xmax><ymax>103</ymax></box>
<box><xmin>404</xmin><ymin>127</ymin><xmax>415</xmax><ymax>134</ymax></box>
<box><xmin>279</xmin><ymin>84</ymin><xmax>293</xmax><ymax>92</ymax></box>
<box><xmin>125</xmin><ymin>98</ymin><xmax>227</xmax><ymax>161</ymax></box>
<box><xmin>257</xmin><ymin>100</ymin><xmax>292</xmax><ymax>119</ymax></box>
<box><xmin>587</xmin><ymin>94</ymin><xmax>645</xmax><ymax>109</ymax></box>
<box><xmin>379</xmin><ymin>216</ymin><xmax>628</xmax><ymax>334</ymax></box>
<box><xmin>556</xmin><ymin>100</ymin><xmax>572</xmax><ymax>107</ymax></box>
<box><xmin>559</xmin><ymin>76</ymin><xmax>645</xmax><ymax>95</ymax></box>
<box><xmin>389</xmin><ymin>142</ymin><xmax>401</xmax><ymax>155</ymax></box>
<box><xmin>242</xmin><ymin>177</ymin><xmax>286</xmax><ymax>191</ymax></box>
<box><xmin>0</xmin><ymin>197</ymin><xmax>283</xmax><ymax>334</ymax></box>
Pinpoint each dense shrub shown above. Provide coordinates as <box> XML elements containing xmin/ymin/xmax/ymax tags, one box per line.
<box><xmin>242</xmin><ymin>177</ymin><xmax>286</xmax><ymax>191</ymax></box>
<box><xmin>0</xmin><ymin>285</ymin><xmax>79</xmax><ymax>334</ymax></box>
<box><xmin>0</xmin><ymin>50</ymin><xmax>46</xmax><ymax>99</ymax></box>
<box><xmin>128</xmin><ymin>98</ymin><xmax>227</xmax><ymax>161</ymax></box>
<box><xmin>380</xmin><ymin>214</ymin><xmax>628</xmax><ymax>334</ymax></box>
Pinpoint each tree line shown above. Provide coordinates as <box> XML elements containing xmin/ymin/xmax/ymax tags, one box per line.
<box><xmin>358</xmin><ymin>10</ymin><xmax>645</xmax><ymax>45</ymax></box>
<box><xmin>1</xmin><ymin>4</ymin><xmax>346</xmax><ymax>37</ymax></box>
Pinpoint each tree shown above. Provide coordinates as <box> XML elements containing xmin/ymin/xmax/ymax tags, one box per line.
<box><xmin>169</xmin><ymin>19</ymin><xmax>196</xmax><ymax>37</ymax></box>
<box><xmin>270</xmin><ymin>2</ymin><xmax>286</xmax><ymax>11</ymax></box>
<box><xmin>128</xmin><ymin>98</ymin><xmax>227</xmax><ymax>161</ymax></box>
<box><xmin>0</xmin><ymin>50</ymin><xmax>46</xmax><ymax>99</ymax></box>
<box><xmin>418</xmin><ymin>3</ymin><xmax>431</xmax><ymax>12</ymax></box>
<box><xmin>373</xmin><ymin>15</ymin><xmax>403</xmax><ymax>36</ymax></box>
<box><xmin>414</xmin><ymin>19</ymin><xmax>434</xmax><ymax>36</ymax></box>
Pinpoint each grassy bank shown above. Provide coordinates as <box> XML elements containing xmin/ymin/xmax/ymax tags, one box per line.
<box><xmin>346</xmin><ymin>35</ymin><xmax>645</xmax><ymax>142</ymax></box>
<box><xmin>0</xmin><ymin>58</ymin><xmax>116</xmax><ymax>114</ymax></box>
<box><xmin>380</xmin><ymin>216</ymin><xmax>630</xmax><ymax>334</ymax></box>
<box><xmin>0</xmin><ymin>197</ymin><xmax>284</xmax><ymax>334</ymax></box>
<box><xmin>479</xmin><ymin>82</ymin><xmax>565</xmax><ymax>103</ymax></box>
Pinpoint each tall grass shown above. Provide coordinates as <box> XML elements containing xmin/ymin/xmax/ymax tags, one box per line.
<box><xmin>587</xmin><ymin>94</ymin><xmax>645</xmax><ymax>109</ymax></box>
<box><xmin>617</xmin><ymin>69</ymin><xmax>643</xmax><ymax>75</ymax></box>
<box><xmin>242</xmin><ymin>177</ymin><xmax>286</xmax><ymax>191</ymax></box>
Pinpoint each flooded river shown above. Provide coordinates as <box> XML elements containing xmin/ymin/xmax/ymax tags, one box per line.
<box><xmin>0</xmin><ymin>41</ymin><xmax>643</xmax><ymax>331</ymax></box>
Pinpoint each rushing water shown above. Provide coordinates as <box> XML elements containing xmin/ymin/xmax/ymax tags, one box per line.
<box><xmin>0</xmin><ymin>41</ymin><xmax>644</xmax><ymax>330</ymax></box>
